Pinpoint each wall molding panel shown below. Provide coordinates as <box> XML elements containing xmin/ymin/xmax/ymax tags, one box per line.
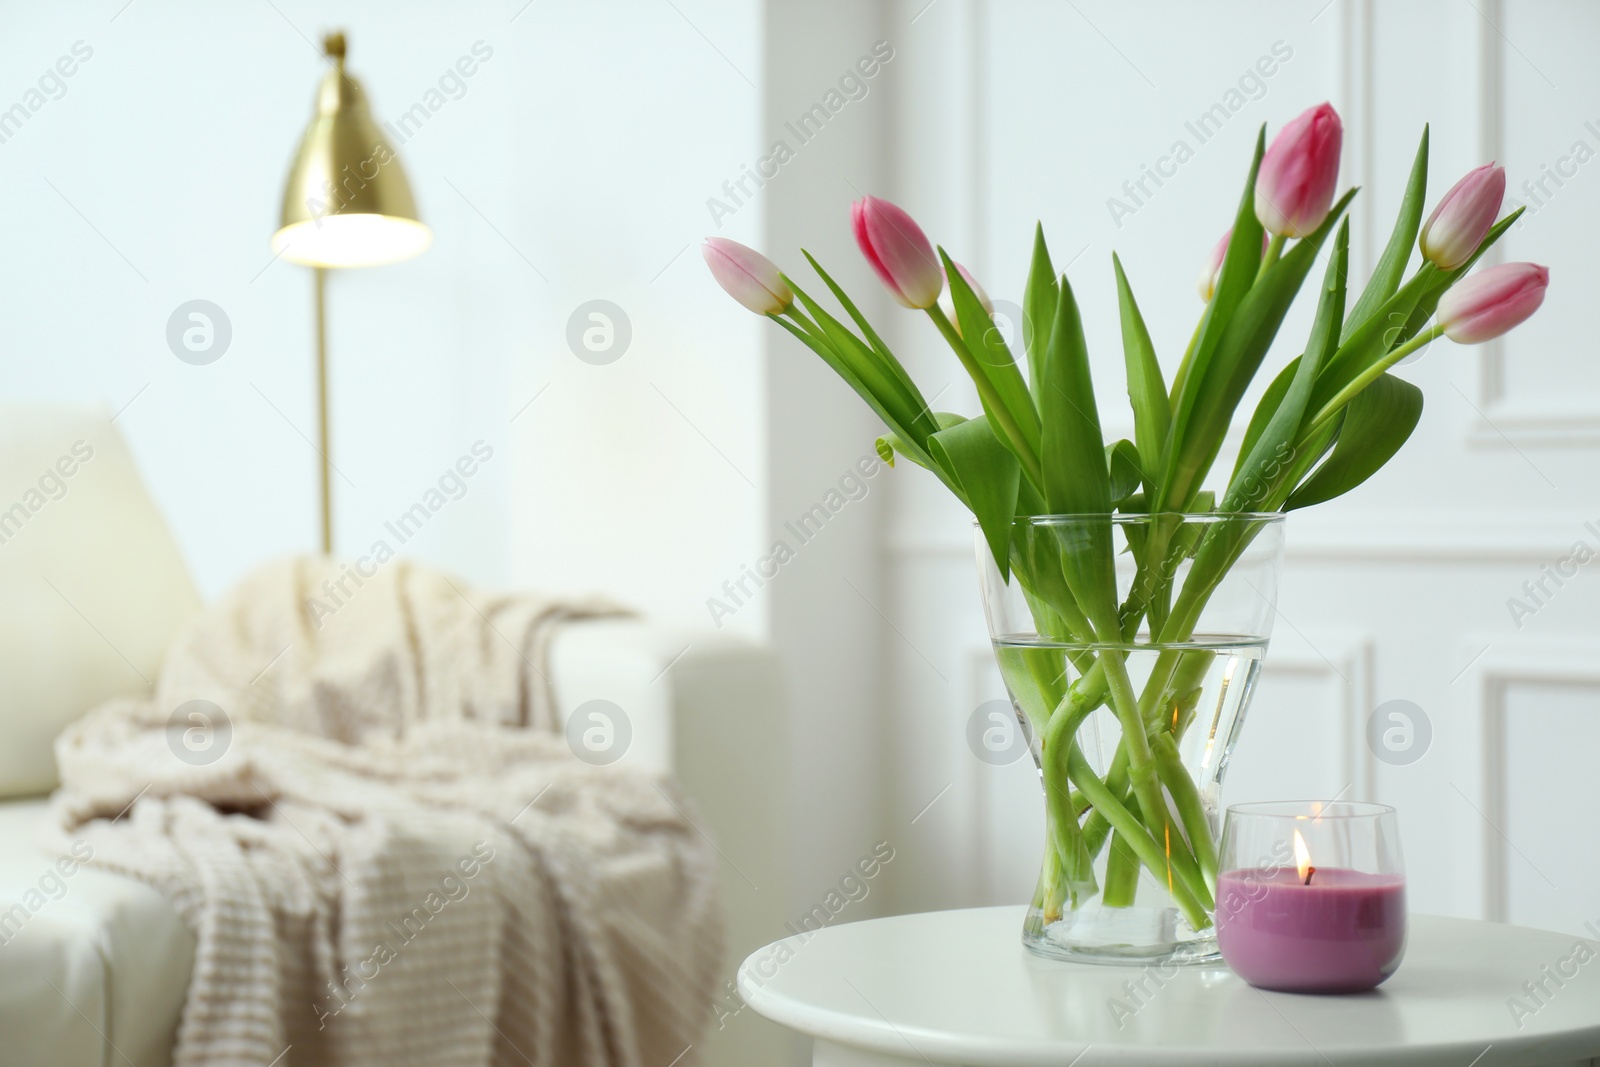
<box><xmin>1256</xmin><ymin>632</ymin><xmax>1377</xmax><ymax>802</ymax></box>
<box><xmin>1465</xmin><ymin>0</ymin><xmax>1600</xmax><ymax>447</ymax></box>
<box><xmin>1455</xmin><ymin>638</ymin><xmax>1600</xmax><ymax>921</ymax></box>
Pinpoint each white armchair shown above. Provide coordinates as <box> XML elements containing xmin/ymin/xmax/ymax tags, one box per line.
<box><xmin>0</xmin><ymin>407</ymin><xmax>795</xmax><ymax>1067</ymax></box>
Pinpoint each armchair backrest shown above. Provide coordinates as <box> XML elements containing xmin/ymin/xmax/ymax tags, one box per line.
<box><xmin>0</xmin><ymin>407</ymin><xmax>201</xmax><ymax>797</ymax></box>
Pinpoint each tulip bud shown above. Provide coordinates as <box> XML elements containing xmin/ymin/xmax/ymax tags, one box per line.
<box><xmin>937</xmin><ymin>261</ymin><xmax>992</xmax><ymax>330</ymax></box>
<box><xmin>1197</xmin><ymin>228</ymin><xmax>1271</xmax><ymax>302</ymax></box>
<box><xmin>1255</xmin><ymin>103</ymin><xmax>1343</xmax><ymax>238</ymax></box>
<box><xmin>851</xmin><ymin>195</ymin><xmax>943</xmax><ymax>309</ymax></box>
<box><xmin>702</xmin><ymin>237</ymin><xmax>793</xmax><ymax>315</ymax></box>
<box><xmin>1436</xmin><ymin>262</ymin><xmax>1548</xmax><ymax>344</ymax></box>
<box><xmin>1419</xmin><ymin>163</ymin><xmax>1506</xmax><ymax>270</ymax></box>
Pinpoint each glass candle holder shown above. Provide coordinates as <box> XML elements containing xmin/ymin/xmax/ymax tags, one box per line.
<box><xmin>1215</xmin><ymin>801</ymin><xmax>1406</xmax><ymax>993</ymax></box>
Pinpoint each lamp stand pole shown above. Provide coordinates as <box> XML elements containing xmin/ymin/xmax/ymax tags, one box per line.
<box><xmin>275</xmin><ymin>33</ymin><xmax>427</xmax><ymax>554</ymax></box>
<box><xmin>314</xmin><ymin>266</ymin><xmax>333</xmax><ymax>555</ymax></box>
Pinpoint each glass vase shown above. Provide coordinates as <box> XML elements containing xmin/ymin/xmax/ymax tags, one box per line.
<box><xmin>975</xmin><ymin>513</ymin><xmax>1285</xmax><ymax>965</ymax></box>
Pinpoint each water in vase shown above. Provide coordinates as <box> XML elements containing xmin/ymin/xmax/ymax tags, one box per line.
<box><xmin>993</xmin><ymin>636</ymin><xmax>1267</xmax><ymax>963</ymax></box>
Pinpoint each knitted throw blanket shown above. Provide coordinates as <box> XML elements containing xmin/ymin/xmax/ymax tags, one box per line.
<box><xmin>45</xmin><ymin>557</ymin><xmax>722</xmax><ymax>1067</ymax></box>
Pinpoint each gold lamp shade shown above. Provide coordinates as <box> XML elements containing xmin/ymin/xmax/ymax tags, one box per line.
<box><xmin>272</xmin><ymin>32</ymin><xmax>430</xmax><ymax>268</ymax></box>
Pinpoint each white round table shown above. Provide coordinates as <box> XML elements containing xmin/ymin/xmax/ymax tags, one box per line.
<box><xmin>737</xmin><ymin>905</ymin><xmax>1600</xmax><ymax>1066</ymax></box>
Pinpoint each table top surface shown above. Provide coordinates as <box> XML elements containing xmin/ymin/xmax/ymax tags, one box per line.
<box><xmin>737</xmin><ymin>905</ymin><xmax>1600</xmax><ymax>1066</ymax></box>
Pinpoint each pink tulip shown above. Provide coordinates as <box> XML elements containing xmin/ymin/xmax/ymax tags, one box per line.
<box><xmin>702</xmin><ymin>237</ymin><xmax>793</xmax><ymax>315</ymax></box>
<box><xmin>852</xmin><ymin>195</ymin><xmax>942</xmax><ymax>309</ymax></box>
<box><xmin>938</xmin><ymin>261</ymin><xmax>992</xmax><ymax>328</ymax></box>
<box><xmin>1419</xmin><ymin>163</ymin><xmax>1506</xmax><ymax>270</ymax></box>
<box><xmin>1436</xmin><ymin>262</ymin><xmax>1548</xmax><ymax>344</ymax></box>
<box><xmin>1255</xmin><ymin>103</ymin><xmax>1344</xmax><ymax>238</ymax></box>
<box><xmin>1197</xmin><ymin>228</ymin><xmax>1271</xmax><ymax>301</ymax></box>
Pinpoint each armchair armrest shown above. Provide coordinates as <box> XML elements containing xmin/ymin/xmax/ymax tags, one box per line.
<box><xmin>548</xmin><ymin>619</ymin><xmax>800</xmax><ymax>1067</ymax></box>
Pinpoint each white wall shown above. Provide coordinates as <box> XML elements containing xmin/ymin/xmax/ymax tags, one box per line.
<box><xmin>0</xmin><ymin>1</ymin><xmax>534</xmax><ymax>598</ymax></box>
<box><xmin>502</xmin><ymin>2</ymin><xmax>895</xmax><ymax>1061</ymax></box>
<box><xmin>759</xmin><ymin>0</ymin><xmax>895</xmax><ymax>922</ymax></box>
<box><xmin>0</xmin><ymin>4</ymin><xmax>882</xmax><ymax>1062</ymax></box>
<box><xmin>879</xmin><ymin>0</ymin><xmax>1600</xmax><ymax>938</ymax></box>
<box><xmin>503</xmin><ymin>0</ymin><xmax>768</xmax><ymax>632</ymax></box>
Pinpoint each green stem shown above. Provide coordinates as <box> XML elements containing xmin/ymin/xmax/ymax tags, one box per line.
<box><xmin>1117</xmin><ymin>518</ymin><xmax>1177</xmax><ymax>640</ymax></box>
<box><xmin>1020</xmin><ymin>526</ymin><xmax>1244</xmax><ymax>926</ymax></box>
<box><xmin>1153</xmin><ymin>733</ymin><xmax>1219</xmax><ymax>893</ymax></box>
<box><xmin>1102</xmin><ymin>832</ymin><xmax>1142</xmax><ymax>907</ymax></box>
<box><xmin>1065</xmin><ymin>743</ymin><xmax>1211</xmax><ymax>927</ymax></box>
<box><xmin>925</xmin><ymin>303</ymin><xmax>1045</xmax><ymax>490</ymax></box>
<box><xmin>1099</xmin><ymin>651</ymin><xmax>1212</xmax><ymax>909</ymax></box>
<box><xmin>1043</xmin><ymin>781</ymin><xmax>1094</xmax><ymax>915</ymax></box>
<box><xmin>1082</xmin><ymin>644</ymin><xmax>1215</xmax><ymax>861</ymax></box>
<box><xmin>1040</xmin><ymin>682</ymin><xmax>1105</xmax><ymax>909</ymax></box>
<box><xmin>1099</xmin><ymin>652</ymin><xmax>1164</xmax><ymax>821</ymax></box>
<box><xmin>1102</xmin><ymin>783</ymin><xmax>1142</xmax><ymax>908</ymax></box>
<box><xmin>1078</xmin><ymin>745</ymin><xmax>1129</xmax><ymax>854</ymax></box>
<box><xmin>1081</xmin><ymin>779</ymin><xmax>1126</xmax><ymax>857</ymax></box>
<box><xmin>1033</xmin><ymin>845</ymin><xmax>1068</xmax><ymax>919</ymax></box>
<box><xmin>1258</xmin><ymin>233</ymin><xmax>1287</xmax><ymax>280</ymax></box>
<box><xmin>1141</xmin><ymin>648</ymin><xmax>1215</xmax><ymax>729</ymax></box>
<box><xmin>1136</xmin><ymin>649</ymin><xmax>1185</xmax><ymax>725</ymax></box>
<box><xmin>1302</xmin><ymin>323</ymin><xmax>1444</xmax><ymax>438</ymax></box>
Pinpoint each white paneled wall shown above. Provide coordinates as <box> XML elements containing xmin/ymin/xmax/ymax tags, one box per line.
<box><xmin>877</xmin><ymin>0</ymin><xmax>1600</xmax><ymax>938</ymax></box>
<box><xmin>1502</xmin><ymin>673</ymin><xmax>1600</xmax><ymax>935</ymax></box>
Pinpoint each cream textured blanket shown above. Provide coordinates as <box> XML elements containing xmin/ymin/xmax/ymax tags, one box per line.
<box><xmin>46</xmin><ymin>557</ymin><xmax>722</xmax><ymax>1067</ymax></box>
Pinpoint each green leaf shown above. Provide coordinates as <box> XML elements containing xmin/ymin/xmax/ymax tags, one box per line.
<box><xmin>1311</xmin><ymin>263</ymin><xmax>1435</xmax><ymax>413</ymax></box>
<box><xmin>1106</xmin><ymin>439</ymin><xmax>1142</xmax><ymax>506</ymax></box>
<box><xmin>940</xmin><ymin>247</ymin><xmax>1041</xmax><ymax>458</ymax></box>
<box><xmin>786</xmin><ymin>276</ymin><xmax>936</xmax><ymax>448</ymax></box>
<box><xmin>1277</xmin><ymin>415</ymin><xmax>1340</xmax><ymax>494</ymax></box>
<box><xmin>1341</xmin><ymin>126</ymin><xmax>1428</xmax><ymax>343</ymax></box>
<box><xmin>1024</xmin><ymin>223</ymin><xmax>1059</xmax><ymax>401</ymax></box>
<box><xmin>1318</xmin><ymin>207</ymin><xmax>1525</xmax><ymax>410</ymax></box>
<box><xmin>1039</xmin><ymin>273</ymin><xmax>1117</xmax><ymax>632</ymax></box>
<box><xmin>1010</xmin><ymin>523</ymin><xmax>1093</xmax><ymax>643</ymax></box>
<box><xmin>803</xmin><ymin>251</ymin><xmax>940</xmax><ymax>441</ymax></box>
<box><xmin>1287</xmin><ymin>373</ymin><xmax>1423</xmax><ymax>510</ymax></box>
<box><xmin>877</xmin><ymin>412</ymin><xmax>968</xmax><ymax>473</ymax></box>
<box><xmin>929</xmin><ymin>415</ymin><xmax>1022</xmax><ymax>580</ymax></box>
<box><xmin>1016</xmin><ymin>475</ymin><xmax>1046</xmax><ymax>517</ymax></box>
<box><xmin>1162</xmin><ymin>128</ymin><xmax>1267</xmax><ymax>506</ymax></box>
<box><xmin>1222</xmin><ymin>219</ymin><xmax>1349</xmax><ymax>513</ymax></box>
<box><xmin>1170</xmin><ymin>504</ymin><xmax>1215</xmax><ymax>560</ymax></box>
<box><xmin>1164</xmin><ymin>512</ymin><xmax>1275</xmax><ymax>643</ymax></box>
<box><xmin>1041</xmin><ymin>274</ymin><xmax>1111</xmax><ymax>515</ymax></box>
<box><xmin>1164</xmin><ymin>186</ymin><xmax>1359</xmax><ymax>511</ymax></box>
<box><xmin>771</xmin><ymin>313</ymin><xmax>932</xmax><ymax>465</ymax></box>
<box><xmin>1112</xmin><ymin>254</ymin><xmax>1169</xmax><ymax>499</ymax></box>
<box><xmin>1233</xmin><ymin>356</ymin><xmax>1298</xmax><ymax>483</ymax></box>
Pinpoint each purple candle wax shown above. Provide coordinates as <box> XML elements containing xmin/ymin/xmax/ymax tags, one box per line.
<box><xmin>1215</xmin><ymin>866</ymin><xmax>1406</xmax><ymax>993</ymax></box>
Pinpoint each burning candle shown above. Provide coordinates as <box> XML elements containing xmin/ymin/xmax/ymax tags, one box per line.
<box><xmin>1215</xmin><ymin>802</ymin><xmax>1407</xmax><ymax>993</ymax></box>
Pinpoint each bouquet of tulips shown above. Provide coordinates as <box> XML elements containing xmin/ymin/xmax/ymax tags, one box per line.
<box><xmin>703</xmin><ymin>103</ymin><xmax>1547</xmax><ymax>934</ymax></box>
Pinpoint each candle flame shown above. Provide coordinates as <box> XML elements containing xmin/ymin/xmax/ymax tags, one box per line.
<box><xmin>1293</xmin><ymin>829</ymin><xmax>1313</xmax><ymax>883</ymax></box>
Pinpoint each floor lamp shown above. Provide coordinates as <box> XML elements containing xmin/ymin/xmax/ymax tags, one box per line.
<box><xmin>272</xmin><ymin>31</ymin><xmax>430</xmax><ymax>554</ymax></box>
